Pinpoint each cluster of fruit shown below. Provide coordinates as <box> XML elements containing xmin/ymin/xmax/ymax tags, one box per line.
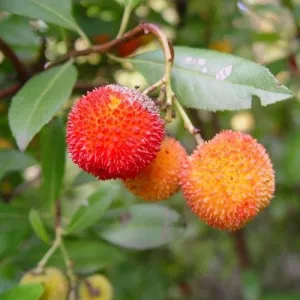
<box><xmin>66</xmin><ymin>84</ymin><xmax>275</xmax><ymax>231</ymax></box>
<box><xmin>20</xmin><ymin>268</ymin><xmax>112</xmax><ymax>300</ymax></box>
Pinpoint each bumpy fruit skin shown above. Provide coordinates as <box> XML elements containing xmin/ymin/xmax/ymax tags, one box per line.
<box><xmin>79</xmin><ymin>274</ymin><xmax>113</xmax><ymax>300</ymax></box>
<box><xmin>124</xmin><ymin>137</ymin><xmax>187</xmax><ymax>201</ymax></box>
<box><xmin>181</xmin><ymin>130</ymin><xmax>275</xmax><ymax>231</ymax></box>
<box><xmin>67</xmin><ymin>84</ymin><xmax>164</xmax><ymax>180</ymax></box>
<box><xmin>20</xmin><ymin>267</ymin><xmax>68</xmax><ymax>300</ymax></box>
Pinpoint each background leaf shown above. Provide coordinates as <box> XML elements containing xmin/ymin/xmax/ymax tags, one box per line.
<box><xmin>41</xmin><ymin>119</ymin><xmax>66</xmax><ymax>206</ymax></box>
<box><xmin>98</xmin><ymin>204</ymin><xmax>185</xmax><ymax>250</ymax></box>
<box><xmin>130</xmin><ymin>47</ymin><xmax>292</xmax><ymax>111</ymax></box>
<box><xmin>0</xmin><ymin>203</ymin><xmax>31</xmax><ymax>260</ymax></box>
<box><xmin>17</xmin><ymin>239</ymin><xmax>124</xmax><ymax>274</ymax></box>
<box><xmin>241</xmin><ymin>270</ymin><xmax>261</xmax><ymax>300</ymax></box>
<box><xmin>0</xmin><ymin>149</ymin><xmax>36</xmax><ymax>180</ymax></box>
<box><xmin>9</xmin><ymin>61</ymin><xmax>77</xmax><ymax>151</ymax></box>
<box><xmin>29</xmin><ymin>209</ymin><xmax>50</xmax><ymax>244</ymax></box>
<box><xmin>0</xmin><ymin>15</ymin><xmax>39</xmax><ymax>60</ymax></box>
<box><xmin>66</xmin><ymin>185</ymin><xmax>117</xmax><ymax>234</ymax></box>
<box><xmin>0</xmin><ymin>284</ymin><xmax>44</xmax><ymax>300</ymax></box>
<box><xmin>0</xmin><ymin>0</ymin><xmax>81</xmax><ymax>32</ymax></box>
<box><xmin>72</xmin><ymin>171</ymin><xmax>97</xmax><ymax>187</ymax></box>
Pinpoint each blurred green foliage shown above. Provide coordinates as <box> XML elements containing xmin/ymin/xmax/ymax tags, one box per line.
<box><xmin>0</xmin><ymin>0</ymin><xmax>300</xmax><ymax>299</ymax></box>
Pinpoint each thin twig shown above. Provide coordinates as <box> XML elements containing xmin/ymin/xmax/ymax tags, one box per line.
<box><xmin>60</xmin><ymin>239</ymin><xmax>76</xmax><ymax>292</ymax></box>
<box><xmin>117</xmin><ymin>1</ymin><xmax>133</xmax><ymax>38</ymax></box>
<box><xmin>0</xmin><ymin>83</ymin><xmax>21</xmax><ymax>99</ymax></box>
<box><xmin>139</xmin><ymin>23</ymin><xmax>175</xmax><ymax>122</ymax></box>
<box><xmin>174</xmin><ymin>99</ymin><xmax>204</xmax><ymax>145</ymax></box>
<box><xmin>35</xmin><ymin>233</ymin><xmax>61</xmax><ymax>273</ymax></box>
<box><xmin>0</xmin><ymin>38</ymin><xmax>29</xmax><ymax>82</ymax></box>
<box><xmin>232</xmin><ymin>229</ymin><xmax>252</xmax><ymax>270</ymax></box>
<box><xmin>45</xmin><ymin>24</ymin><xmax>146</xmax><ymax>69</ymax></box>
<box><xmin>31</xmin><ymin>37</ymin><xmax>47</xmax><ymax>72</ymax></box>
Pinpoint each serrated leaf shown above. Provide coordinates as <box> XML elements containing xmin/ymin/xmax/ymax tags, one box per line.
<box><xmin>66</xmin><ymin>184</ymin><xmax>118</xmax><ymax>234</ymax></box>
<box><xmin>129</xmin><ymin>47</ymin><xmax>292</xmax><ymax>111</ymax></box>
<box><xmin>0</xmin><ymin>0</ymin><xmax>81</xmax><ymax>33</ymax></box>
<box><xmin>41</xmin><ymin>119</ymin><xmax>66</xmax><ymax>205</ymax></box>
<box><xmin>29</xmin><ymin>209</ymin><xmax>50</xmax><ymax>244</ymax></box>
<box><xmin>0</xmin><ymin>149</ymin><xmax>36</xmax><ymax>180</ymax></box>
<box><xmin>98</xmin><ymin>204</ymin><xmax>185</xmax><ymax>250</ymax></box>
<box><xmin>0</xmin><ymin>284</ymin><xmax>44</xmax><ymax>300</ymax></box>
<box><xmin>9</xmin><ymin>61</ymin><xmax>77</xmax><ymax>151</ymax></box>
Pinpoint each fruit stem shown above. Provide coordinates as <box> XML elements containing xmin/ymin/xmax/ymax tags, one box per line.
<box><xmin>35</xmin><ymin>232</ymin><xmax>61</xmax><ymax>273</ymax></box>
<box><xmin>139</xmin><ymin>23</ymin><xmax>175</xmax><ymax>123</ymax></box>
<box><xmin>60</xmin><ymin>239</ymin><xmax>77</xmax><ymax>293</ymax></box>
<box><xmin>117</xmin><ymin>0</ymin><xmax>133</xmax><ymax>39</ymax></box>
<box><xmin>174</xmin><ymin>99</ymin><xmax>205</xmax><ymax>145</ymax></box>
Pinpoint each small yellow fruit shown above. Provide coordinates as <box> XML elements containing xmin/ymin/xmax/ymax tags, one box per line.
<box><xmin>79</xmin><ymin>274</ymin><xmax>113</xmax><ymax>300</ymax></box>
<box><xmin>20</xmin><ymin>267</ymin><xmax>68</xmax><ymax>300</ymax></box>
<box><xmin>209</xmin><ymin>39</ymin><xmax>232</xmax><ymax>53</ymax></box>
<box><xmin>124</xmin><ymin>137</ymin><xmax>187</xmax><ymax>201</ymax></box>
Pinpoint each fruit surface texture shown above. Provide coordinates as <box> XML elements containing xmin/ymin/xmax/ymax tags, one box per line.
<box><xmin>20</xmin><ymin>267</ymin><xmax>68</xmax><ymax>300</ymax></box>
<box><xmin>79</xmin><ymin>274</ymin><xmax>113</xmax><ymax>300</ymax></box>
<box><xmin>125</xmin><ymin>137</ymin><xmax>187</xmax><ymax>201</ymax></box>
<box><xmin>181</xmin><ymin>130</ymin><xmax>275</xmax><ymax>230</ymax></box>
<box><xmin>67</xmin><ymin>84</ymin><xmax>164</xmax><ymax>180</ymax></box>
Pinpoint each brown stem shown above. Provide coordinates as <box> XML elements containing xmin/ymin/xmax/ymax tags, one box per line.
<box><xmin>0</xmin><ymin>83</ymin><xmax>22</xmax><ymax>99</ymax></box>
<box><xmin>55</xmin><ymin>198</ymin><xmax>62</xmax><ymax>228</ymax></box>
<box><xmin>45</xmin><ymin>24</ymin><xmax>147</xmax><ymax>69</ymax></box>
<box><xmin>0</xmin><ymin>38</ymin><xmax>29</xmax><ymax>82</ymax></box>
<box><xmin>232</xmin><ymin>230</ymin><xmax>252</xmax><ymax>270</ymax></box>
<box><xmin>32</xmin><ymin>37</ymin><xmax>47</xmax><ymax>72</ymax></box>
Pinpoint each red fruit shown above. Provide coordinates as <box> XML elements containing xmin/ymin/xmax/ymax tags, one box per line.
<box><xmin>181</xmin><ymin>130</ymin><xmax>275</xmax><ymax>231</ymax></box>
<box><xmin>67</xmin><ymin>84</ymin><xmax>164</xmax><ymax>180</ymax></box>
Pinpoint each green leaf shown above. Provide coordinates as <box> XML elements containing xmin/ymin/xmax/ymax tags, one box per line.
<box><xmin>17</xmin><ymin>239</ymin><xmax>124</xmax><ymax>274</ymax></box>
<box><xmin>0</xmin><ymin>15</ymin><xmax>39</xmax><ymax>60</ymax></box>
<box><xmin>262</xmin><ymin>294</ymin><xmax>300</xmax><ymax>300</ymax></box>
<box><xmin>0</xmin><ymin>0</ymin><xmax>81</xmax><ymax>33</ymax></box>
<box><xmin>72</xmin><ymin>171</ymin><xmax>97</xmax><ymax>187</ymax></box>
<box><xmin>29</xmin><ymin>209</ymin><xmax>50</xmax><ymax>244</ymax></box>
<box><xmin>0</xmin><ymin>284</ymin><xmax>44</xmax><ymax>300</ymax></box>
<box><xmin>0</xmin><ymin>203</ymin><xmax>31</xmax><ymax>259</ymax></box>
<box><xmin>241</xmin><ymin>270</ymin><xmax>261</xmax><ymax>300</ymax></box>
<box><xmin>99</xmin><ymin>204</ymin><xmax>185</xmax><ymax>250</ymax></box>
<box><xmin>66</xmin><ymin>184</ymin><xmax>117</xmax><ymax>234</ymax></box>
<box><xmin>41</xmin><ymin>119</ymin><xmax>66</xmax><ymax>205</ymax></box>
<box><xmin>9</xmin><ymin>61</ymin><xmax>77</xmax><ymax>151</ymax></box>
<box><xmin>130</xmin><ymin>47</ymin><xmax>293</xmax><ymax>111</ymax></box>
<box><xmin>0</xmin><ymin>149</ymin><xmax>36</xmax><ymax>180</ymax></box>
